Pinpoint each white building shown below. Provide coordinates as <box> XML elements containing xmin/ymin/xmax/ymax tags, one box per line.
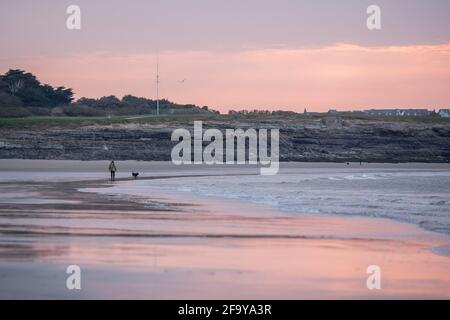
<box><xmin>438</xmin><ymin>109</ymin><xmax>450</xmax><ymax>117</ymax></box>
<box><xmin>364</xmin><ymin>109</ymin><xmax>432</xmax><ymax>117</ymax></box>
<box><xmin>364</xmin><ymin>109</ymin><xmax>398</xmax><ymax>116</ymax></box>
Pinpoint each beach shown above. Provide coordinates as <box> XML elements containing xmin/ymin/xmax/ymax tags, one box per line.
<box><xmin>0</xmin><ymin>160</ymin><xmax>449</xmax><ymax>299</ymax></box>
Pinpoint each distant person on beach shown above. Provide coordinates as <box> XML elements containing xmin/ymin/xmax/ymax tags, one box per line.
<box><xmin>109</xmin><ymin>161</ymin><xmax>117</xmax><ymax>181</ymax></box>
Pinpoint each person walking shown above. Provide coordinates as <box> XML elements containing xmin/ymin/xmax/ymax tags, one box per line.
<box><xmin>109</xmin><ymin>161</ymin><xmax>117</xmax><ymax>182</ymax></box>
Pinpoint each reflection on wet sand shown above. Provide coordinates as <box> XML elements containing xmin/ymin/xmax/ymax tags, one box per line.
<box><xmin>0</xmin><ymin>171</ymin><xmax>449</xmax><ymax>299</ymax></box>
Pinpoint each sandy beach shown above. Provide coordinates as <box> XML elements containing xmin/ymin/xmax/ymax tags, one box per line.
<box><xmin>0</xmin><ymin>160</ymin><xmax>449</xmax><ymax>299</ymax></box>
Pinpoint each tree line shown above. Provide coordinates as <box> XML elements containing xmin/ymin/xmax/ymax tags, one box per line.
<box><xmin>0</xmin><ymin>69</ymin><xmax>215</xmax><ymax>117</ymax></box>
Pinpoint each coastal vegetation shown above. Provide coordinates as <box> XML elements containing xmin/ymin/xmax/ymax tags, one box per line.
<box><xmin>1</xmin><ymin>69</ymin><xmax>449</xmax><ymax>132</ymax></box>
<box><xmin>0</xmin><ymin>69</ymin><xmax>215</xmax><ymax>118</ymax></box>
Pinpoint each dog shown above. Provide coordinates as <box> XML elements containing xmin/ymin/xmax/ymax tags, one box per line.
<box><xmin>132</xmin><ymin>172</ymin><xmax>139</xmax><ymax>179</ymax></box>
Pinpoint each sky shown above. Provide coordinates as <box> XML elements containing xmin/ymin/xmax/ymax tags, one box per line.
<box><xmin>0</xmin><ymin>0</ymin><xmax>449</xmax><ymax>112</ymax></box>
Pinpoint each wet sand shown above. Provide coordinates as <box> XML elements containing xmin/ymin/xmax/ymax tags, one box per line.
<box><xmin>0</xmin><ymin>160</ymin><xmax>449</xmax><ymax>299</ymax></box>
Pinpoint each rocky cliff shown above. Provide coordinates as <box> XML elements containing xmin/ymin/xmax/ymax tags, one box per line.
<box><xmin>1</xmin><ymin>117</ymin><xmax>449</xmax><ymax>162</ymax></box>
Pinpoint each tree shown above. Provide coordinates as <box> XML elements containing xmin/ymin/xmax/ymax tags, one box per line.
<box><xmin>0</xmin><ymin>69</ymin><xmax>74</xmax><ymax>107</ymax></box>
<box><xmin>8</xmin><ymin>79</ymin><xmax>23</xmax><ymax>96</ymax></box>
<box><xmin>96</xmin><ymin>95</ymin><xmax>122</xmax><ymax>109</ymax></box>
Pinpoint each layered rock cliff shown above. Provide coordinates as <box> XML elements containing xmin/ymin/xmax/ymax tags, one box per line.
<box><xmin>1</xmin><ymin>117</ymin><xmax>449</xmax><ymax>162</ymax></box>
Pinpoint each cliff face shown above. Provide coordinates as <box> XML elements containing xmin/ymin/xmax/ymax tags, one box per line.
<box><xmin>1</xmin><ymin>118</ymin><xmax>450</xmax><ymax>162</ymax></box>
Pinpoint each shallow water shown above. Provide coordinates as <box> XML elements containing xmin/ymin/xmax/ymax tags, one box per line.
<box><xmin>96</xmin><ymin>167</ymin><xmax>450</xmax><ymax>235</ymax></box>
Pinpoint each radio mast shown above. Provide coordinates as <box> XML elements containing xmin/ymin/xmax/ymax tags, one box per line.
<box><xmin>156</xmin><ymin>55</ymin><xmax>160</xmax><ymax>116</ymax></box>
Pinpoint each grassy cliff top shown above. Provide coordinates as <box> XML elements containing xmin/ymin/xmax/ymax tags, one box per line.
<box><xmin>1</xmin><ymin>113</ymin><xmax>449</xmax><ymax>129</ymax></box>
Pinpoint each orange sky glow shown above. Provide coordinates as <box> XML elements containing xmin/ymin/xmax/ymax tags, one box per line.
<box><xmin>10</xmin><ymin>43</ymin><xmax>450</xmax><ymax>112</ymax></box>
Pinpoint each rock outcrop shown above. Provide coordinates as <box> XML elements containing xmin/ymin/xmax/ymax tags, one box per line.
<box><xmin>1</xmin><ymin>118</ymin><xmax>450</xmax><ymax>162</ymax></box>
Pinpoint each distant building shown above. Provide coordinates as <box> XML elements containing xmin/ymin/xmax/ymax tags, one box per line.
<box><xmin>328</xmin><ymin>109</ymin><xmax>338</xmax><ymax>114</ymax></box>
<box><xmin>438</xmin><ymin>109</ymin><xmax>450</xmax><ymax>117</ymax></box>
<box><xmin>303</xmin><ymin>108</ymin><xmax>322</xmax><ymax>116</ymax></box>
<box><xmin>364</xmin><ymin>109</ymin><xmax>432</xmax><ymax>117</ymax></box>
<box><xmin>364</xmin><ymin>109</ymin><xmax>398</xmax><ymax>116</ymax></box>
<box><xmin>398</xmin><ymin>109</ymin><xmax>432</xmax><ymax>116</ymax></box>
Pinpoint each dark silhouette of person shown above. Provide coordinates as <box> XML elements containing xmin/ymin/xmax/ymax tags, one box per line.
<box><xmin>109</xmin><ymin>161</ymin><xmax>117</xmax><ymax>181</ymax></box>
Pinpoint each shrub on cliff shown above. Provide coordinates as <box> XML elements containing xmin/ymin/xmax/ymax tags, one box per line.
<box><xmin>0</xmin><ymin>106</ymin><xmax>32</xmax><ymax>117</ymax></box>
<box><xmin>62</xmin><ymin>104</ymin><xmax>106</xmax><ymax>117</ymax></box>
